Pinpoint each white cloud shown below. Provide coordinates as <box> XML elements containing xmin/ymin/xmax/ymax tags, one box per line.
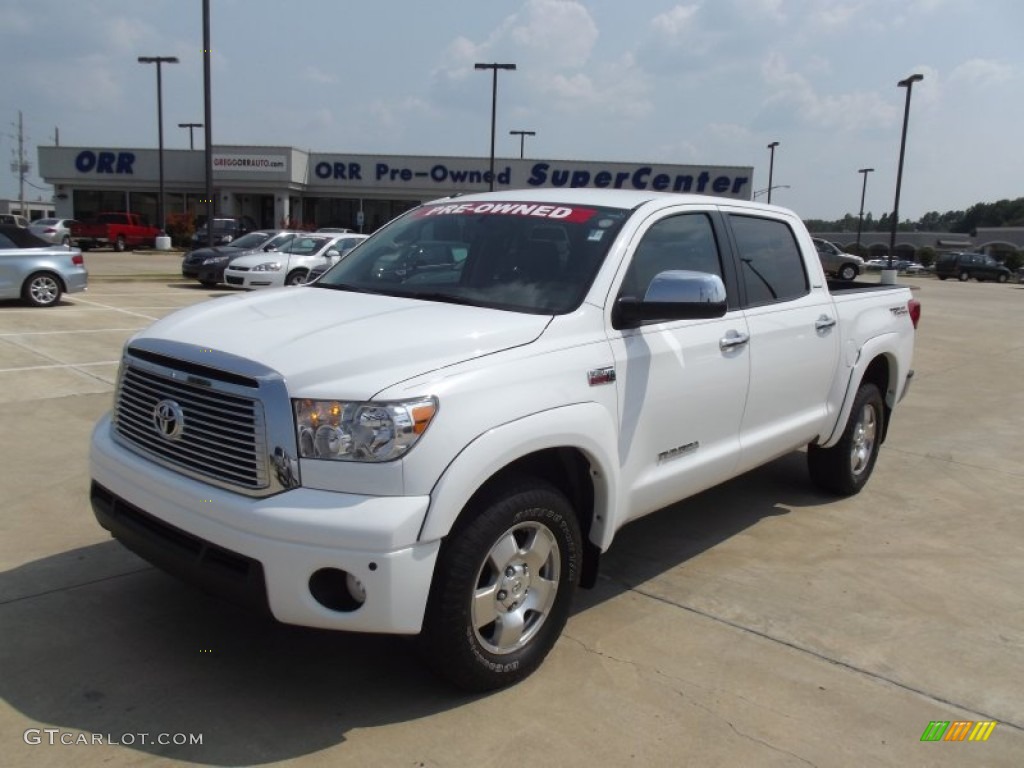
<box><xmin>509</xmin><ymin>0</ymin><xmax>598</xmax><ymax>69</ymax></box>
<box><xmin>949</xmin><ymin>58</ymin><xmax>1015</xmax><ymax>85</ymax></box>
<box><xmin>304</xmin><ymin>66</ymin><xmax>337</xmax><ymax>85</ymax></box>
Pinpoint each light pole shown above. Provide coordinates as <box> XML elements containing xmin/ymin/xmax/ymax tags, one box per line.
<box><xmin>753</xmin><ymin>185</ymin><xmax>790</xmax><ymax>200</ymax></box>
<box><xmin>855</xmin><ymin>167</ymin><xmax>874</xmax><ymax>253</ymax></box>
<box><xmin>886</xmin><ymin>73</ymin><xmax>924</xmax><ymax>281</ymax></box>
<box><xmin>178</xmin><ymin>122</ymin><xmax>203</xmax><ymax>150</ymax></box>
<box><xmin>475</xmin><ymin>62</ymin><xmax>516</xmax><ymax>190</ymax></box>
<box><xmin>138</xmin><ymin>55</ymin><xmax>179</xmax><ymax>236</ymax></box>
<box><xmin>509</xmin><ymin>129</ymin><xmax>536</xmax><ymax>159</ymax></box>
<box><xmin>766</xmin><ymin>141</ymin><xmax>780</xmax><ymax>203</ymax></box>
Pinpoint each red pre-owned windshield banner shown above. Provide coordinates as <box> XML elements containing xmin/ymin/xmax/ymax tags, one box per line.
<box><xmin>415</xmin><ymin>202</ymin><xmax>598</xmax><ymax>223</ymax></box>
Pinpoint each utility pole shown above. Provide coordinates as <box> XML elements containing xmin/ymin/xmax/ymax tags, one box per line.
<box><xmin>10</xmin><ymin>111</ymin><xmax>31</xmax><ymax>216</ymax></box>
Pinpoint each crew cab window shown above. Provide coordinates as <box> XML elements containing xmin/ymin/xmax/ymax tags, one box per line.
<box><xmin>620</xmin><ymin>213</ymin><xmax>723</xmax><ymax>299</ymax></box>
<box><xmin>729</xmin><ymin>215</ymin><xmax>808</xmax><ymax>306</ymax></box>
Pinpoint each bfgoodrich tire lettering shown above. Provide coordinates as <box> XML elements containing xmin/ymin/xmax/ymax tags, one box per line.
<box><xmin>418</xmin><ymin>475</ymin><xmax>581</xmax><ymax>692</ymax></box>
<box><xmin>808</xmin><ymin>382</ymin><xmax>884</xmax><ymax>496</ymax></box>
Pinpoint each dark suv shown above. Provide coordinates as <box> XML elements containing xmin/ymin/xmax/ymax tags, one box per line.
<box><xmin>934</xmin><ymin>252</ymin><xmax>1011</xmax><ymax>283</ymax></box>
<box><xmin>191</xmin><ymin>216</ymin><xmax>258</xmax><ymax>247</ymax></box>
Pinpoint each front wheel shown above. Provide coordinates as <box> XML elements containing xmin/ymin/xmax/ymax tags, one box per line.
<box><xmin>418</xmin><ymin>476</ymin><xmax>581</xmax><ymax>692</ymax></box>
<box><xmin>958</xmin><ymin>271</ymin><xmax>970</xmax><ymax>282</ymax></box>
<box><xmin>113</xmin><ymin>235</ymin><xmax>126</xmax><ymax>253</ymax></box>
<box><xmin>285</xmin><ymin>269</ymin><xmax>308</xmax><ymax>286</ymax></box>
<box><xmin>22</xmin><ymin>272</ymin><xmax>63</xmax><ymax>307</ymax></box>
<box><xmin>808</xmin><ymin>383</ymin><xmax>884</xmax><ymax>496</ymax></box>
<box><xmin>838</xmin><ymin>264</ymin><xmax>858</xmax><ymax>282</ymax></box>
<box><xmin>997</xmin><ymin>273</ymin><xmax>1008</xmax><ymax>284</ymax></box>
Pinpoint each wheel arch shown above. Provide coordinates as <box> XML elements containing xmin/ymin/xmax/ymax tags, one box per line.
<box><xmin>419</xmin><ymin>404</ymin><xmax>619</xmax><ymax>587</ymax></box>
<box><xmin>821</xmin><ymin>343</ymin><xmax>903</xmax><ymax>449</ymax></box>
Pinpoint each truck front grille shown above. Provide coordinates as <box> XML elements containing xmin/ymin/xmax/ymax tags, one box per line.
<box><xmin>114</xmin><ymin>364</ymin><xmax>269</xmax><ymax>491</ymax></box>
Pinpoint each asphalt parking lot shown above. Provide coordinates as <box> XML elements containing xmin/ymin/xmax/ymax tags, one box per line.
<box><xmin>1</xmin><ymin>253</ymin><xmax>1022</xmax><ymax>767</ymax></box>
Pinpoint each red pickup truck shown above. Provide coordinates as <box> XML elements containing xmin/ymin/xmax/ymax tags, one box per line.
<box><xmin>71</xmin><ymin>212</ymin><xmax>160</xmax><ymax>252</ymax></box>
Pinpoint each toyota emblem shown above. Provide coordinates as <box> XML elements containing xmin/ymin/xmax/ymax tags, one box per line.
<box><xmin>153</xmin><ymin>399</ymin><xmax>185</xmax><ymax>441</ymax></box>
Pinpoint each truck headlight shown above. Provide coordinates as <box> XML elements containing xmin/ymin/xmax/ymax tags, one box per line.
<box><xmin>294</xmin><ymin>397</ymin><xmax>437</xmax><ymax>462</ymax></box>
<box><xmin>252</xmin><ymin>261</ymin><xmax>282</xmax><ymax>272</ymax></box>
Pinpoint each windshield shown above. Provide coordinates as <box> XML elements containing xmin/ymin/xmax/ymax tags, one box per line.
<box><xmin>314</xmin><ymin>200</ymin><xmax>629</xmax><ymax>314</ymax></box>
<box><xmin>228</xmin><ymin>231</ymin><xmax>272</xmax><ymax>249</ymax></box>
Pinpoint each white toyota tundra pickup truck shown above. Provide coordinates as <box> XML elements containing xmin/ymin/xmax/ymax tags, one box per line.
<box><xmin>90</xmin><ymin>189</ymin><xmax>919</xmax><ymax>691</ymax></box>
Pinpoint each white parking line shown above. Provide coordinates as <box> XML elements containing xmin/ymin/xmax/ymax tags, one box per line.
<box><xmin>0</xmin><ymin>360</ymin><xmax>120</xmax><ymax>373</ymax></box>
<box><xmin>0</xmin><ymin>328</ymin><xmax>144</xmax><ymax>337</ymax></box>
<box><xmin>66</xmin><ymin>296</ymin><xmax>160</xmax><ymax>321</ymax></box>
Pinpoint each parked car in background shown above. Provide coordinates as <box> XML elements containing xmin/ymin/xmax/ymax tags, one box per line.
<box><xmin>934</xmin><ymin>252</ymin><xmax>1012</xmax><ymax>283</ymax></box>
<box><xmin>223</xmin><ymin>233</ymin><xmax>349</xmax><ymax>289</ymax></box>
<box><xmin>811</xmin><ymin>238</ymin><xmax>863</xmax><ymax>281</ymax></box>
<box><xmin>71</xmin><ymin>212</ymin><xmax>160</xmax><ymax>252</ymax></box>
<box><xmin>191</xmin><ymin>216</ymin><xmax>258</xmax><ymax>247</ymax></box>
<box><xmin>304</xmin><ymin>234</ymin><xmax>371</xmax><ymax>282</ymax></box>
<box><xmin>28</xmin><ymin>218</ymin><xmax>77</xmax><ymax>247</ymax></box>
<box><xmin>0</xmin><ymin>224</ymin><xmax>88</xmax><ymax>307</ymax></box>
<box><xmin>182</xmin><ymin>230</ymin><xmax>300</xmax><ymax>286</ymax></box>
<box><xmin>316</xmin><ymin>227</ymin><xmax>352</xmax><ymax>233</ymax></box>
<box><xmin>0</xmin><ymin>213</ymin><xmax>29</xmax><ymax>227</ymax></box>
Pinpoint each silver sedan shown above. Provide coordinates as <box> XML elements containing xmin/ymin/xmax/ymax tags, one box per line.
<box><xmin>28</xmin><ymin>217</ymin><xmax>77</xmax><ymax>246</ymax></box>
<box><xmin>0</xmin><ymin>225</ymin><xmax>88</xmax><ymax>307</ymax></box>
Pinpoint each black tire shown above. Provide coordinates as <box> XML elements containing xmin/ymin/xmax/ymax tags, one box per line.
<box><xmin>199</xmin><ymin>280</ymin><xmax>218</xmax><ymax>288</ymax></box>
<box><xmin>113</xmin><ymin>235</ymin><xmax>126</xmax><ymax>253</ymax></box>
<box><xmin>22</xmin><ymin>271</ymin><xmax>63</xmax><ymax>307</ymax></box>
<box><xmin>838</xmin><ymin>264</ymin><xmax>858</xmax><ymax>282</ymax></box>
<box><xmin>958</xmin><ymin>271</ymin><xmax>970</xmax><ymax>282</ymax></box>
<box><xmin>61</xmin><ymin>235</ymin><xmax>71</xmax><ymax>247</ymax></box>
<box><xmin>285</xmin><ymin>269</ymin><xmax>308</xmax><ymax>286</ymax></box>
<box><xmin>808</xmin><ymin>383</ymin><xmax>884</xmax><ymax>496</ymax></box>
<box><xmin>997</xmin><ymin>273</ymin><xmax>1008</xmax><ymax>284</ymax></box>
<box><xmin>418</xmin><ymin>475</ymin><xmax>581</xmax><ymax>692</ymax></box>
<box><xmin>937</xmin><ymin>275</ymin><xmax>947</xmax><ymax>281</ymax></box>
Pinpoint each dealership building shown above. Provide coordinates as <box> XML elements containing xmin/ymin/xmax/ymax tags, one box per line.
<box><xmin>37</xmin><ymin>145</ymin><xmax>753</xmax><ymax>233</ymax></box>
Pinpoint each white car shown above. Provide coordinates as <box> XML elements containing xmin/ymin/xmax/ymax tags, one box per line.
<box><xmin>223</xmin><ymin>233</ymin><xmax>348</xmax><ymax>289</ymax></box>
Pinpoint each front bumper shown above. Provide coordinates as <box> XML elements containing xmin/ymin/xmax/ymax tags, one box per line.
<box><xmin>90</xmin><ymin>414</ymin><xmax>439</xmax><ymax>634</ymax></box>
<box><xmin>224</xmin><ymin>270</ymin><xmax>283</xmax><ymax>289</ymax></box>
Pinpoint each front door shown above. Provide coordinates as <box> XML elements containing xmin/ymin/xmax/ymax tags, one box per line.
<box><xmin>606</xmin><ymin>209</ymin><xmax>750</xmax><ymax>522</ymax></box>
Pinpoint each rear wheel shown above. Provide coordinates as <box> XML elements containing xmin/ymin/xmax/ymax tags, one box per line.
<box><xmin>113</xmin><ymin>235</ymin><xmax>126</xmax><ymax>253</ymax></box>
<box><xmin>808</xmin><ymin>383</ymin><xmax>884</xmax><ymax>496</ymax></box>
<box><xmin>199</xmin><ymin>280</ymin><xmax>217</xmax><ymax>288</ymax></box>
<box><xmin>61</xmin><ymin>235</ymin><xmax>71</xmax><ymax>247</ymax></box>
<box><xmin>418</xmin><ymin>476</ymin><xmax>581</xmax><ymax>692</ymax></box>
<box><xmin>22</xmin><ymin>272</ymin><xmax>63</xmax><ymax>307</ymax></box>
<box><xmin>958</xmin><ymin>271</ymin><xmax>970</xmax><ymax>282</ymax></box>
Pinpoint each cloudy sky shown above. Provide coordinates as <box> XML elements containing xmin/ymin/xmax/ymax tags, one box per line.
<box><xmin>1</xmin><ymin>0</ymin><xmax>1021</xmax><ymax>221</ymax></box>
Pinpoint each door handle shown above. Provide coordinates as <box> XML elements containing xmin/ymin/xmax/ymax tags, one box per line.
<box><xmin>719</xmin><ymin>330</ymin><xmax>750</xmax><ymax>350</ymax></box>
<box><xmin>815</xmin><ymin>315</ymin><xmax>837</xmax><ymax>331</ymax></box>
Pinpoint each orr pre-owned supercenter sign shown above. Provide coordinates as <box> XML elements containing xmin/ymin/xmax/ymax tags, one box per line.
<box><xmin>310</xmin><ymin>155</ymin><xmax>752</xmax><ymax>199</ymax></box>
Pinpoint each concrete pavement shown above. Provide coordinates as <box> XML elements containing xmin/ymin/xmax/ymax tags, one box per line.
<box><xmin>1</xmin><ymin>267</ymin><xmax>1022</xmax><ymax>766</ymax></box>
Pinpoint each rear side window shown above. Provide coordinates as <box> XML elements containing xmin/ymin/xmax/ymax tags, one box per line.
<box><xmin>729</xmin><ymin>215</ymin><xmax>808</xmax><ymax>306</ymax></box>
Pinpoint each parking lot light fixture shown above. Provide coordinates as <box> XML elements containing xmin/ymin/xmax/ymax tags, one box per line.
<box><xmin>509</xmin><ymin>129</ymin><xmax>536</xmax><ymax>159</ymax></box>
<box><xmin>766</xmin><ymin>141</ymin><xmax>780</xmax><ymax>203</ymax></box>
<box><xmin>886</xmin><ymin>73</ymin><xmax>924</xmax><ymax>281</ymax></box>
<box><xmin>178</xmin><ymin>122</ymin><xmax>203</xmax><ymax>150</ymax></box>
<box><xmin>475</xmin><ymin>63</ymin><xmax>517</xmax><ymax>191</ymax></box>
<box><xmin>138</xmin><ymin>56</ymin><xmax>180</xmax><ymax>236</ymax></box>
<box><xmin>856</xmin><ymin>168</ymin><xmax>874</xmax><ymax>253</ymax></box>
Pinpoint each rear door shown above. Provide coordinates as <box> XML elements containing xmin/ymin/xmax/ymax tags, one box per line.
<box><xmin>722</xmin><ymin>210</ymin><xmax>840</xmax><ymax>473</ymax></box>
<box><xmin>606</xmin><ymin>207</ymin><xmax>750</xmax><ymax>522</ymax></box>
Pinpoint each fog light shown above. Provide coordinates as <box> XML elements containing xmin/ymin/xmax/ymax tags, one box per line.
<box><xmin>309</xmin><ymin>568</ymin><xmax>366</xmax><ymax>612</ymax></box>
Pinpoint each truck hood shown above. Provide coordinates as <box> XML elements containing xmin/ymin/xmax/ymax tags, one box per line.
<box><xmin>136</xmin><ymin>286</ymin><xmax>550</xmax><ymax>398</ymax></box>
